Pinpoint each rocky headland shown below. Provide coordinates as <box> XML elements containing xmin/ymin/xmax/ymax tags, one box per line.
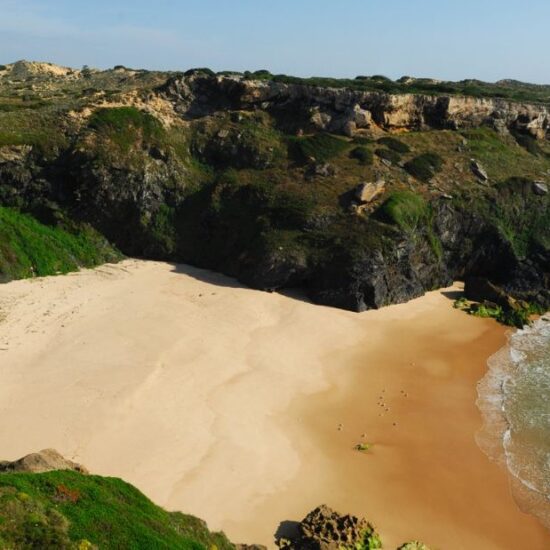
<box><xmin>0</xmin><ymin>61</ymin><xmax>548</xmax><ymax>323</ymax></box>
<box><xmin>0</xmin><ymin>62</ymin><xmax>550</xmax><ymax>324</ymax></box>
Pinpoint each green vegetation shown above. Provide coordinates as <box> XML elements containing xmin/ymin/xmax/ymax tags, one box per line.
<box><xmin>88</xmin><ymin>107</ymin><xmax>164</xmax><ymax>153</ymax></box>
<box><xmin>477</xmin><ymin>178</ymin><xmax>549</xmax><ymax>257</ymax></box>
<box><xmin>376</xmin><ymin>191</ymin><xmax>429</xmax><ymax>233</ymax></box>
<box><xmin>239</xmin><ymin>70</ymin><xmax>550</xmax><ymax>105</ymax></box>
<box><xmin>377</xmin><ymin>137</ymin><xmax>410</xmax><ymax>154</ymax></box>
<box><xmin>184</xmin><ymin>67</ymin><xmax>216</xmax><ymax>77</ymax></box>
<box><xmin>470</xmin><ymin>302</ymin><xmax>540</xmax><ymax>328</ymax></box>
<box><xmin>458</xmin><ymin>128</ymin><xmax>550</xmax><ymax>181</ymax></box>
<box><xmin>349</xmin><ymin>146</ymin><xmax>373</xmax><ymax>165</ymax></box>
<box><xmin>512</xmin><ymin>131</ymin><xmax>547</xmax><ymax>157</ymax></box>
<box><xmin>375</xmin><ymin>191</ymin><xmax>443</xmax><ymax>261</ymax></box>
<box><xmin>354</xmin><ymin>443</ymin><xmax>372</xmax><ymax>453</ymax></box>
<box><xmin>0</xmin><ymin>471</ymin><xmax>233</xmax><ymax>550</ymax></box>
<box><xmin>397</xmin><ymin>543</ymin><xmax>431</xmax><ymax>550</ymax></box>
<box><xmin>0</xmin><ymin>207</ymin><xmax>120</xmax><ymax>282</ymax></box>
<box><xmin>404</xmin><ymin>152</ymin><xmax>443</xmax><ymax>181</ymax></box>
<box><xmin>360</xmin><ymin>527</ymin><xmax>383</xmax><ymax>550</ymax></box>
<box><xmin>352</xmin><ymin>136</ymin><xmax>373</xmax><ymax>145</ymax></box>
<box><xmin>288</xmin><ymin>133</ymin><xmax>349</xmax><ymax>163</ymax></box>
<box><xmin>192</xmin><ymin>112</ymin><xmax>286</xmax><ymax>169</ymax></box>
<box><xmin>453</xmin><ymin>295</ymin><xmax>545</xmax><ymax>328</ymax></box>
<box><xmin>375</xmin><ymin>148</ymin><xmax>401</xmax><ymax>164</ymax></box>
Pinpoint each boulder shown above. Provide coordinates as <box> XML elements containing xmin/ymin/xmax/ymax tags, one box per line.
<box><xmin>0</xmin><ymin>449</ymin><xmax>89</xmax><ymax>474</ymax></box>
<box><xmin>310</xmin><ymin>109</ymin><xmax>332</xmax><ymax>131</ymax></box>
<box><xmin>306</xmin><ymin>163</ymin><xmax>336</xmax><ymax>179</ymax></box>
<box><xmin>342</xmin><ymin>120</ymin><xmax>357</xmax><ymax>137</ymax></box>
<box><xmin>533</xmin><ymin>181</ymin><xmax>548</xmax><ymax>195</ymax></box>
<box><xmin>0</xmin><ymin>145</ymin><xmax>32</xmax><ymax>164</ymax></box>
<box><xmin>470</xmin><ymin>160</ymin><xmax>488</xmax><ymax>181</ymax></box>
<box><xmin>464</xmin><ymin>277</ymin><xmax>518</xmax><ymax>311</ymax></box>
<box><xmin>351</xmin><ymin>104</ymin><xmax>373</xmax><ymax>128</ymax></box>
<box><xmin>277</xmin><ymin>505</ymin><xmax>380</xmax><ymax>550</ymax></box>
<box><xmin>355</xmin><ymin>180</ymin><xmax>385</xmax><ymax>203</ymax></box>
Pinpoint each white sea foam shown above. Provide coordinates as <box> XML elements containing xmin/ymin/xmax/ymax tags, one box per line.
<box><xmin>476</xmin><ymin>316</ymin><xmax>550</xmax><ymax>528</ymax></box>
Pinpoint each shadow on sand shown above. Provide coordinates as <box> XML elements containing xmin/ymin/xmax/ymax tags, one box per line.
<box><xmin>169</xmin><ymin>262</ymin><xmax>314</xmax><ymax>304</ymax></box>
<box><xmin>440</xmin><ymin>288</ymin><xmax>464</xmax><ymax>301</ymax></box>
<box><xmin>169</xmin><ymin>261</ymin><xmax>465</xmax><ymax>311</ymax></box>
<box><xmin>169</xmin><ymin>262</ymin><xmax>244</xmax><ymax>289</ymax></box>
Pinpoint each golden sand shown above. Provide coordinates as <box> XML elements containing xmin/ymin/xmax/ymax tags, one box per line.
<box><xmin>0</xmin><ymin>259</ymin><xmax>547</xmax><ymax>549</ymax></box>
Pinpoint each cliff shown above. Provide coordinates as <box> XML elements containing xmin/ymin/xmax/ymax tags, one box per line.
<box><xmin>162</xmin><ymin>73</ymin><xmax>550</xmax><ymax>139</ymax></box>
<box><xmin>0</xmin><ymin>64</ymin><xmax>548</xmax><ymax>324</ymax></box>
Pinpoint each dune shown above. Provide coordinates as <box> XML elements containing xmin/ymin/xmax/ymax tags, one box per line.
<box><xmin>0</xmin><ymin>259</ymin><xmax>547</xmax><ymax>549</ymax></box>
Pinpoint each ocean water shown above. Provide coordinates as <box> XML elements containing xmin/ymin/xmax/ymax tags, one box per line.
<box><xmin>476</xmin><ymin>315</ymin><xmax>550</xmax><ymax>528</ymax></box>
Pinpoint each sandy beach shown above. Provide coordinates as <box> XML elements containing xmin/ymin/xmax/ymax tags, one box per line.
<box><xmin>0</xmin><ymin>259</ymin><xmax>548</xmax><ymax>549</ymax></box>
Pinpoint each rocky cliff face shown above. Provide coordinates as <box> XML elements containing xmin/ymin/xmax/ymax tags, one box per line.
<box><xmin>161</xmin><ymin>74</ymin><xmax>550</xmax><ymax>139</ymax></box>
<box><xmin>0</xmin><ymin>68</ymin><xmax>549</xmax><ymax>320</ymax></box>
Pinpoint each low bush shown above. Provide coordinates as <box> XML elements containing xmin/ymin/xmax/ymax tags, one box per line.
<box><xmin>289</xmin><ymin>133</ymin><xmax>349</xmax><ymax>163</ymax></box>
<box><xmin>375</xmin><ymin>148</ymin><xmax>401</xmax><ymax>164</ymax></box>
<box><xmin>512</xmin><ymin>132</ymin><xmax>545</xmax><ymax>156</ymax></box>
<box><xmin>375</xmin><ymin>191</ymin><xmax>429</xmax><ymax>233</ymax></box>
<box><xmin>350</xmin><ymin>146</ymin><xmax>373</xmax><ymax>165</ymax></box>
<box><xmin>183</xmin><ymin>67</ymin><xmax>215</xmax><ymax>77</ymax></box>
<box><xmin>88</xmin><ymin>106</ymin><xmax>164</xmax><ymax>152</ymax></box>
<box><xmin>377</xmin><ymin>136</ymin><xmax>410</xmax><ymax>153</ymax></box>
<box><xmin>352</xmin><ymin>136</ymin><xmax>373</xmax><ymax>145</ymax></box>
<box><xmin>404</xmin><ymin>152</ymin><xmax>443</xmax><ymax>181</ymax></box>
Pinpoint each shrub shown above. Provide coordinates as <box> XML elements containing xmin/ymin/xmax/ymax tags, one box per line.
<box><xmin>289</xmin><ymin>133</ymin><xmax>349</xmax><ymax>163</ymax></box>
<box><xmin>350</xmin><ymin>146</ymin><xmax>373</xmax><ymax>165</ymax></box>
<box><xmin>0</xmin><ymin>64</ymin><xmax>6</xmax><ymax>71</ymax></box>
<box><xmin>404</xmin><ymin>152</ymin><xmax>443</xmax><ymax>181</ymax></box>
<box><xmin>88</xmin><ymin>107</ymin><xmax>163</xmax><ymax>152</ymax></box>
<box><xmin>376</xmin><ymin>191</ymin><xmax>429</xmax><ymax>233</ymax></box>
<box><xmin>512</xmin><ymin>132</ymin><xmax>544</xmax><ymax>156</ymax></box>
<box><xmin>377</xmin><ymin>136</ymin><xmax>410</xmax><ymax>153</ymax></box>
<box><xmin>375</xmin><ymin>148</ymin><xmax>401</xmax><ymax>164</ymax></box>
<box><xmin>0</xmin><ymin>207</ymin><xmax>120</xmax><ymax>282</ymax></box>
<box><xmin>371</xmin><ymin>75</ymin><xmax>393</xmax><ymax>82</ymax></box>
<box><xmin>352</xmin><ymin>136</ymin><xmax>373</xmax><ymax>145</ymax></box>
<box><xmin>183</xmin><ymin>67</ymin><xmax>215</xmax><ymax>77</ymax></box>
<box><xmin>453</xmin><ymin>297</ymin><xmax>468</xmax><ymax>309</ymax></box>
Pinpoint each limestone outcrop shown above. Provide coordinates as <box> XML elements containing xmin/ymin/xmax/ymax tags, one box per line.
<box><xmin>161</xmin><ymin>74</ymin><xmax>550</xmax><ymax>139</ymax></box>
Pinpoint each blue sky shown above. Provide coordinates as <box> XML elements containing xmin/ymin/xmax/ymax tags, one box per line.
<box><xmin>1</xmin><ymin>0</ymin><xmax>549</xmax><ymax>83</ymax></box>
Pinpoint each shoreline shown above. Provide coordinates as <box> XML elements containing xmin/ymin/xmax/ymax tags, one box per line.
<box><xmin>477</xmin><ymin>317</ymin><xmax>550</xmax><ymax>533</ymax></box>
<box><xmin>225</xmin><ymin>286</ymin><xmax>550</xmax><ymax>549</ymax></box>
<box><xmin>0</xmin><ymin>260</ymin><xmax>548</xmax><ymax>549</ymax></box>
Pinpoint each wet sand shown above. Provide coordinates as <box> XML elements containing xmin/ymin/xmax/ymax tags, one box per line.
<box><xmin>0</xmin><ymin>259</ymin><xmax>548</xmax><ymax>549</ymax></box>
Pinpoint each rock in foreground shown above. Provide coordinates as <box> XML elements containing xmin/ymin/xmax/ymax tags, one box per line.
<box><xmin>0</xmin><ymin>448</ymin><xmax>89</xmax><ymax>474</ymax></box>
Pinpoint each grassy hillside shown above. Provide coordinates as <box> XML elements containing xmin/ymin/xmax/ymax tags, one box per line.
<box><xmin>0</xmin><ymin>208</ymin><xmax>120</xmax><ymax>282</ymax></box>
<box><xmin>0</xmin><ymin>470</ymin><xmax>233</xmax><ymax>550</ymax></box>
